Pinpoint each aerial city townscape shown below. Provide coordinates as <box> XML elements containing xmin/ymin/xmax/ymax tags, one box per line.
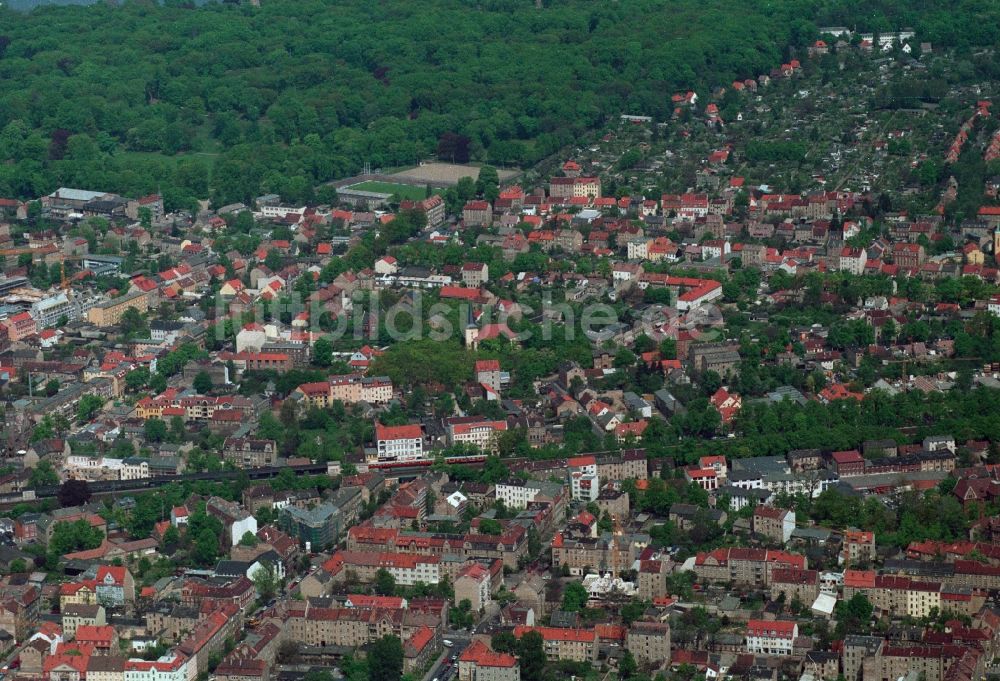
<box><xmin>1</xmin><ymin>2</ymin><xmax>1000</xmax><ymax>681</ymax></box>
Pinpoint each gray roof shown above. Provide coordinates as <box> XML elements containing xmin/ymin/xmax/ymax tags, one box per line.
<box><xmin>52</xmin><ymin>188</ymin><xmax>106</xmax><ymax>202</ymax></box>
<box><xmin>717</xmin><ymin>484</ymin><xmax>771</xmax><ymax>501</ymax></box>
<box><xmin>883</xmin><ymin>559</ymin><xmax>954</xmax><ymax>578</ymax></box>
<box><xmin>765</xmin><ymin>385</ymin><xmax>807</xmax><ymax>406</ymax></box>
<box><xmin>339</xmin><ymin>188</ymin><xmax>393</xmax><ymax>199</ymax></box>
<box><xmin>731</xmin><ymin>456</ymin><xmax>788</xmax><ymax>475</ymax></box>
<box><xmin>790</xmin><ymin>527</ymin><xmax>831</xmax><ymax>541</ymax></box>
<box><xmin>215</xmin><ymin>560</ymin><xmax>252</xmax><ymax>577</ymax></box>
<box><xmin>283</xmin><ymin>503</ymin><xmax>340</xmax><ymax>526</ymax></box>
<box><xmin>525</xmin><ymin>480</ymin><xmax>564</xmax><ymax>497</ymax></box>
<box><xmin>844</xmin><ymin>635</ymin><xmax>883</xmax><ymax>652</ymax></box>
<box><xmin>840</xmin><ymin>470</ymin><xmax>947</xmax><ymax>490</ymax></box>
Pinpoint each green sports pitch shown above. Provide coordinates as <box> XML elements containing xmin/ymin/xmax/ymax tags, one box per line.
<box><xmin>346</xmin><ymin>181</ymin><xmax>440</xmax><ymax>201</ymax></box>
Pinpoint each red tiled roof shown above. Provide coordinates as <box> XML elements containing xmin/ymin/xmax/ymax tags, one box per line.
<box><xmin>843</xmin><ymin>569</ymin><xmax>876</xmax><ymax>588</ymax></box>
<box><xmin>832</xmin><ymin>450</ymin><xmax>863</xmax><ymax>464</ymax></box>
<box><xmin>439</xmin><ymin>286</ymin><xmax>482</xmax><ymax>301</ymax></box>
<box><xmin>375</xmin><ymin>422</ymin><xmax>422</xmax><ymax>441</ymax></box>
<box><xmin>747</xmin><ymin>619</ymin><xmax>796</xmax><ymax>638</ymax></box>
<box><xmin>459</xmin><ymin>640</ymin><xmax>517</xmax><ymax>668</ymax></box>
<box><xmin>514</xmin><ymin>625</ymin><xmax>595</xmax><ymax>643</ymax></box>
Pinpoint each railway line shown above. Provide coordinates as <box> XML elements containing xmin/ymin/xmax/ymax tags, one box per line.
<box><xmin>0</xmin><ymin>462</ymin><xmax>332</xmax><ymax>506</ymax></box>
<box><xmin>0</xmin><ymin>454</ymin><xmax>505</xmax><ymax>507</ymax></box>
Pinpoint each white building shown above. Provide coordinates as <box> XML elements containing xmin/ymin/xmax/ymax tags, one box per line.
<box><xmin>729</xmin><ymin>467</ymin><xmax>836</xmax><ymax>499</ymax></box>
<box><xmin>124</xmin><ymin>653</ymin><xmax>190</xmax><ymax>681</ymax></box>
<box><xmin>445</xmin><ymin>417</ymin><xmax>507</xmax><ymax>452</ymax></box>
<box><xmin>230</xmin><ymin>515</ymin><xmax>258</xmax><ymax>547</ymax></box>
<box><xmin>627</xmin><ymin>240</ymin><xmax>648</xmax><ymax>260</ymax></box>
<box><xmin>374</xmin><ymin>422</ymin><xmax>424</xmax><ymax>462</ymax></box>
<box><xmin>120</xmin><ymin>458</ymin><xmax>150</xmax><ymax>481</ymax></box>
<box><xmin>568</xmin><ymin>455</ymin><xmax>600</xmax><ymax>502</ymax></box>
<box><xmin>356</xmin><ymin>554</ymin><xmax>442</xmax><ymax>586</ymax></box>
<box><xmin>247</xmin><ymin>556</ymin><xmax>286</xmax><ymax>582</ymax></box>
<box><xmin>374</xmin><ymin>255</ymin><xmax>398</xmax><ymax>275</ymax></box>
<box><xmin>746</xmin><ymin>620</ymin><xmax>797</xmax><ymax>656</ymax></box>
<box><xmin>700</xmin><ymin>240</ymin><xmax>731</xmax><ymax>260</ymax></box>
<box><xmin>208</xmin><ymin>497</ymin><xmax>259</xmax><ymax>546</ymax></box>
<box><xmin>675</xmin><ymin>281</ymin><xmax>723</xmax><ymax>312</ymax></box>
<box><xmin>989</xmin><ymin>294</ymin><xmax>1000</xmax><ymax>317</ymax></box>
<box><xmin>612</xmin><ymin>263</ymin><xmax>642</xmax><ymax>283</ymax></box>
<box><xmin>30</xmin><ymin>292</ymin><xmax>72</xmax><ymax>328</ymax></box>
<box><xmin>839</xmin><ymin>247</ymin><xmax>867</xmax><ymax>275</ymax></box>
<box><xmin>360</xmin><ymin>377</ymin><xmax>394</xmax><ymax>404</ymax></box>
<box><xmin>570</xmin><ymin>471</ymin><xmax>599</xmax><ymax>502</ymax></box>
<box><xmin>495</xmin><ymin>483</ymin><xmax>543</xmax><ymax>510</ymax></box>
<box><xmin>258</xmin><ymin>204</ymin><xmax>305</xmax><ymax>220</ymax></box>
<box><xmin>236</xmin><ymin>323</ymin><xmax>268</xmax><ymax>353</ymax></box>
<box><xmin>582</xmin><ymin>572</ymin><xmax>636</xmax><ymax>599</ymax></box>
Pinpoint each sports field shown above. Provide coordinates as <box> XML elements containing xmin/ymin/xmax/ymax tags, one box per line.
<box><xmin>391</xmin><ymin>162</ymin><xmax>520</xmax><ymax>185</ymax></box>
<box><xmin>347</xmin><ymin>181</ymin><xmax>439</xmax><ymax>201</ymax></box>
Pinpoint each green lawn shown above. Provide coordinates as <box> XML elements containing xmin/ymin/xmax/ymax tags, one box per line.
<box><xmin>348</xmin><ymin>181</ymin><xmax>439</xmax><ymax>201</ymax></box>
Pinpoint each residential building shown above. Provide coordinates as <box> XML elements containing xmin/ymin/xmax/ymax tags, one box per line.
<box><xmin>283</xmin><ymin>600</ymin><xmax>442</xmax><ymax>650</ymax></box>
<box><xmin>221</xmin><ymin>438</ymin><xmax>278</xmax><ymax>469</ymax></box>
<box><xmin>454</xmin><ymin>562</ymin><xmax>493</xmax><ymax>612</ymax></box>
<box><xmin>325</xmin><ymin>551</ymin><xmax>442</xmax><ymax>587</ymax></box>
<box><xmin>280</xmin><ymin>503</ymin><xmax>342</xmax><ymax>550</ymax></box>
<box><xmin>62</xmin><ymin>603</ymin><xmax>106</xmax><ymax>640</ymax></box>
<box><xmin>375</xmin><ymin>423</ymin><xmax>424</xmax><ymax>462</ymax></box>
<box><xmin>3</xmin><ymin>312</ymin><xmax>36</xmax><ymax>341</ymax></box>
<box><xmin>445</xmin><ymin>416</ymin><xmax>507</xmax><ymax>453</ymax></box>
<box><xmin>636</xmin><ymin>559</ymin><xmax>671</xmax><ymax>602</ymax></box>
<box><xmin>568</xmin><ymin>456</ymin><xmax>599</xmax><ymax>502</ymax></box>
<box><xmin>752</xmin><ymin>506</ymin><xmax>795</xmax><ymax>544</ymax></box>
<box><xmin>685</xmin><ymin>467</ymin><xmax>718</xmax><ymax>491</ymax></box>
<box><xmin>551</xmin><ymin>533</ymin><xmax>633</xmax><ymax>577</ymax></box>
<box><xmin>94</xmin><ymin>565</ymin><xmax>135</xmax><ymax>607</ymax></box>
<box><xmin>513</xmin><ymin>626</ymin><xmax>598</xmax><ymax>663</ymax></box>
<box><xmin>87</xmin><ymin>292</ymin><xmax>149</xmax><ymax>327</ymax></box>
<box><xmin>893</xmin><ymin>242</ymin><xmax>926</xmax><ymax>268</ymax></box>
<box><xmin>769</xmin><ymin>568</ymin><xmax>819</xmax><ymax>604</ymax></box>
<box><xmin>462</xmin><ymin>263</ymin><xmax>489</xmax><ymax>287</ymax></box>
<box><xmin>841</xmin><ymin>530</ymin><xmax>876</xmax><ymax>567</ymax></box>
<box><xmin>475</xmin><ymin>359</ymin><xmax>502</xmax><ymax>393</ymax></box>
<box><xmin>87</xmin><ymin>655</ymin><xmax>127</xmax><ymax>681</ymax></box>
<box><xmin>549</xmin><ymin>177</ymin><xmax>602</xmax><ymax>199</ymax></box>
<box><xmin>399</xmin><ymin>195</ymin><xmax>445</xmax><ymax>227</ymax></box>
<box><xmin>207</xmin><ymin>497</ymin><xmax>258</xmax><ymax>546</ymax></box>
<box><xmin>495</xmin><ymin>481</ymin><xmax>563</xmax><ymax>511</ymax></box>
<box><xmin>839</xmin><ymin>246</ymin><xmax>868</xmax><ymax>275</ymax></box>
<box><xmin>693</xmin><ymin>548</ymin><xmax>807</xmax><ymax>586</ymax></box>
<box><xmin>457</xmin><ymin>640</ymin><xmax>519</xmax><ymax>681</ymax></box>
<box><xmin>463</xmin><ymin>201</ymin><xmax>493</xmax><ymax>227</ymax></box>
<box><xmin>745</xmin><ymin>619</ymin><xmax>797</xmax><ymax>656</ymax></box>
<box><xmin>626</xmin><ymin>621</ymin><xmax>671</xmax><ymax>666</ymax></box>
<box><xmin>124</xmin><ymin>653</ymin><xmax>190</xmax><ymax>681</ymax></box>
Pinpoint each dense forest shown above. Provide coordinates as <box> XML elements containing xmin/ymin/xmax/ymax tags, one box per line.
<box><xmin>0</xmin><ymin>0</ymin><xmax>997</xmax><ymax>207</ymax></box>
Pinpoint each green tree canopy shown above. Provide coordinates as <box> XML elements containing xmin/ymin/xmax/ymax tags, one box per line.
<box><xmin>368</xmin><ymin>636</ymin><xmax>403</xmax><ymax>681</ymax></box>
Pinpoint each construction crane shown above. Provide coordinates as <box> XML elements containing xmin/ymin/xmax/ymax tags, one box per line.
<box><xmin>0</xmin><ymin>247</ymin><xmax>38</xmax><ymax>257</ymax></box>
<box><xmin>54</xmin><ymin>255</ymin><xmax>88</xmax><ymax>289</ymax></box>
<box><xmin>609</xmin><ymin>513</ymin><xmax>624</xmax><ymax>577</ymax></box>
<box><xmin>0</xmin><ymin>248</ymin><xmax>86</xmax><ymax>289</ymax></box>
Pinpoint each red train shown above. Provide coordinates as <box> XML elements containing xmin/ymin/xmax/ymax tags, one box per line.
<box><xmin>367</xmin><ymin>453</ymin><xmax>490</xmax><ymax>470</ymax></box>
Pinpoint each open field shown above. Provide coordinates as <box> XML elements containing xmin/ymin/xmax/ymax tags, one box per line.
<box><xmin>390</xmin><ymin>162</ymin><xmax>520</xmax><ymax>186</ymax></box>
